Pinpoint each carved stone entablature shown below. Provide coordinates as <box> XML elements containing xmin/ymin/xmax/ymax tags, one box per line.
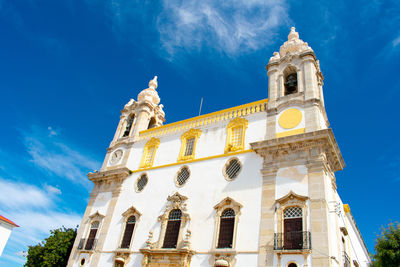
<box><xmin>162</xmin><ymin>192</ymin><xmax>189</xmax><ymax>214</ymax></box>
<box><xmin>276</xmin><ymin>191</ymin><xmax>309</xmax><ymax>206</ymax></box>
<box><xmin>251</xmin><ymin>129</ymin><xmax>345</xmax><ymax>173</ymax></box>
<box><xmin>88</xmin><ymin>167</ymin><xmax>130</xmax><ymax>194</ymax></box>
<box><xmin>88</xmin><ymin>211</ymin><xmax>105</xmax><ymax>222</ymax></box>
<box><xmin>140</xmin><ymin>248</ymin><xmax>195</xmax><ymax>267</ymax></box>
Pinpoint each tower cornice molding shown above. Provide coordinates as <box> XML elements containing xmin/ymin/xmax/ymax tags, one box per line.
<box><xmin>88</xmin><ymin>167</ymin><xmax>131</xmax><ymax>183</ymax></box>
<box><xmin>251</xmin><ymin>129</ymin><xmax>345</xmax><ymax>172</ymax></box>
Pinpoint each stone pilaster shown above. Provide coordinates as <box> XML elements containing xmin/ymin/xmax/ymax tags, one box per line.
<box><xmin>257</xmin><ymin>165</ymin><xmax>278</xmax><ymax>267</ymax></box>
<box><xmin>307</xmin><ymin>160</ymin><xmax>332</xmax><ymax>266</ymax></box>
<box><xmin>67</xmin><ymin>190</ymin><xmax>98</xmax><ymax>267</ymax></box>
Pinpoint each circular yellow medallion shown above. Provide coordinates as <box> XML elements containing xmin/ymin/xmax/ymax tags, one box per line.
<box><xmin>278</xmin><ymin>108</ymin><xmax>302</xmax><ymax>129</ymax></box>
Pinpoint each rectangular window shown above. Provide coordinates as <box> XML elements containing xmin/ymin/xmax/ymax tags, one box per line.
<box><xmin>144</xmin><ymin>146</ymin><xmax>155</xmax><ymax>166</ymax></box>
<box><xmin>231</xmin><ymin>127</ymin><xmax>243</xmax><ymax>147</ymax></box>
<box><xmin>184</xmin><ymin>138</ymin><xmax>195</xmax><ymax>156</ymax></box>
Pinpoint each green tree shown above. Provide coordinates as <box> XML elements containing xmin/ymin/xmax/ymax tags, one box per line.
<box><xmin>371</xmin><ymin>222</ymin><xmax>400</xmax><ymax>267</ymax></box>
<box><xmin>25</xmin><ymin>226</ymin><xmax>77</xmax><ymax>267</ymax></box>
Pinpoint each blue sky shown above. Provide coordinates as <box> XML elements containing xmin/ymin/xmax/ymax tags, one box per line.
<box><xmin>0</xmin><ymin>0</ymin><xmax>399</xmax><ymax>265</ymax></box>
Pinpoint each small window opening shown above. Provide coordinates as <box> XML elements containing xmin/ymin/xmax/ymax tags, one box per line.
<box><xmin>115</xmin><ymin>262</ymin><xmax>124</xmax><ymax>267</ymax></box>
<box><xmin>230</xmin><ymin>127</ymin><xmax>243</xmax><ymax>148</ymax></box>
<box><xmin>136</xmin><ymin>174</ymin><xmax>148</xmax><ymax>192</ymax></box>
<box><xmin>288</xmin><ymin>263</ymin><xmax>298</xmax><ymax>267</ymax></box>
<box><xmin>162</xmin><ymin>209</ymin><xmax>182</xmax><ymax>248</ymax></box>
<box><xmin>120</xmin><ymin>216</ymin><xmax>136</xmax><ymax>249</ymax></box>
<box><xmin>284</xmin><ymin>73</ymin><xmax>298</xmax><ymax>95</ymax></box>
<box><xmin>176</xmin><ymin>166</ymin><xmax>190</xmax><ymax>186</ymax></box>
<box><xmin>144</xmin><ymin>146</ymin><xmax>156</xmax><ymax>166</ymax></box>
<box><xmin>85</xmin><ymin>221</ymin><xmax>99</xmax><ymax>250</ymax></box>
<box><xmin>224</xmin><ymin>158</ymin><xmax>242</xmax><ymax>180</ymax></box>
<box><xmin>123</xmin><ymin>115</ymin><xmax>135</xmax><ymax>137</ymax></box>
<box><xmin>148</xmin><ymin>117</ymin><xmax>157</xmax><ymax>129</ymax></box>
<box><xmin>184</xmin><ymin>138</ymin><xmax>195</xmax><ymax>156</ymax></box>
<box><xmin>217</xmin><ymin>209</ymin><xmax>235</xmax><ymax>248</ymax></box>
<box><xmin>80</xmin><ymin>258</ymin><xmax>86</xmax><ymax>266</ymax></box>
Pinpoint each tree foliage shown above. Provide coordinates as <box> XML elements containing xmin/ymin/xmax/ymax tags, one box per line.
<box><xmin>371</xmin><ymin>222</ymin><xmax>400</xmax><ymax>267</ymax></box>
<box><xmin>25</xmin><ymin>226</ymin><xmax>77</xmax><ymax>267</ymax></box>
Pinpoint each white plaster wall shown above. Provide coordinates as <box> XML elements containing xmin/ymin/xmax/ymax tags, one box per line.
<box><xmin>280</xmin><ymin>254</ymin><xmax>307</xmax><ymax>267</ymax></box>
<box><xmin>344</xmin><ymin>214</ymin><xmax>371</xmax><ymax>267</ymax></box>
<box><xmin>0</xmin><ymin>222</ymin><xmax>12</xmax><ymax>256</ymax></box>
<box><xmin>92</xmin><ymin>192</ymin><xmax>112</xmax><ymax>217</ymax></box>
<box><xmin>103</xmin><ymin>152</ymin><xmax>263</xmax><ymax>256</ymax></box>
<box><xmin>275</xmin><ymin>165</ymin><xmax>308</xmax><ymax>199</ymax></box>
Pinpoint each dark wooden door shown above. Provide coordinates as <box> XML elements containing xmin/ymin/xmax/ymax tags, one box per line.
<box><xmin>217</xmin><ymin>217</ymin><xmax>235</xmax><ymax>248</ymax></box>
<box><xmin>120</xmin><ymin>223</ymin><xmax>135</xmax><ymax>248</ymax></box>
<box><xmin>284</xmin><ymin>218</ymin><xmax>302</xmax><ymax>249</ymax></box>
<box><xmin>162</xmin><ymin>220</ymin><xmax>181</xmax><ymax>248</ymax></box>
<box><xmin>85</xmin><ymin>228</ymin><xmax>97</xmax><ymax>250</ymax></box>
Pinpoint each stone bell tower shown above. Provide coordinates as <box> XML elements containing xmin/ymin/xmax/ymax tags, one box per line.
<box><xmin>101</xmin><ymin>76</ymin><xmax>165</xmax><ymax>171</ymax></box>
<box><xmin>252</xmin><ymin>28</ymin><xmax>345</xmax><ymax>267</ymax></box>
<box><xmin>265</xmin><ymin>27</ymin><xmax>328</xmax><ymax>140</ymax></box>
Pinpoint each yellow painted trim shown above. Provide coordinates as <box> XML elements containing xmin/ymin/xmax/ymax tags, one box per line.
<box><xmin>225</xmin><ymin>117</ymin><xmax>248</xmax><ymax>154</ymax></box>
<box><xmin>130</xmin><ymin>149</ymin><xmax>254</xmax><ymax>174</ymax></box>
<box><xmin>138</xmin><ymin>99</ymin><xmax>268</xmax><ymax>140</ymax></box>
<box><xmin>275</xmin><ymin>128</ymin><xmax>305</xmax><ymax>138</ymax></box>
<box><xmin>139</xmin><ymin>138</ymin><xmax>160</xmax><ymax>169</ymax></box>
<box><xmin>343</xmin><ymin>204</ymin><xmax>350</xmax><ymax>213</ymax></box>
<box><xmin>177</xmin><ymin>129</ymin><xmax>202</xmax><ymax>162</ymax></box>
<box><xmin>278</xmin><ymin>108</ymin><xmax>302</xmax><ymax>129</ymax></box>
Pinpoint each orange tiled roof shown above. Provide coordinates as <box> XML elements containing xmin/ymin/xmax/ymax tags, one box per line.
<box><xmin>0</xmin><ymin>215</ymin><xmax>19</xmax><ymax>227</ymax></box>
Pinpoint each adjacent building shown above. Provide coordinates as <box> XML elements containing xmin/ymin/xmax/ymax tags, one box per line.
<box><xmin>67</xmin><ymin>28</ymin><xmax>371</xmax><ymax>267</ymax></box>
<box><xmin>0</xmin><ymin>215</ymin><xmax>19</xmax><ymax>257</ymax></box>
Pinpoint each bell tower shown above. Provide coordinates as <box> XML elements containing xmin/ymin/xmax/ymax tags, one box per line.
<box><xmin>101</xmin><ymin>76</ymin><xmax>165</xmax><ymax>171</ymax></box>
<box><xmin>266</xmin><ymin>27</ymin><xmax>328</xmax><ymax>140</ymax></box>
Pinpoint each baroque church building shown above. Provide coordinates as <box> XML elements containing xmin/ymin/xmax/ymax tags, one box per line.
<box><xmin>68</xmin><ymin>28</ymin><xmax>371</xmax><ymax>267</ymax></box>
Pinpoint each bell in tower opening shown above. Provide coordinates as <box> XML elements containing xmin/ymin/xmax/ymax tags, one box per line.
<box><xmin>284</xmin><ymin>73</ymin><xmax>298</xmax><ymax>95</ymax></box>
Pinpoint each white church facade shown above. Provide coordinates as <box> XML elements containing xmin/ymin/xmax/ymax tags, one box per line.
<box><xmin>67</xmin><ymin>28</ymin><xmax>371</xmax><ymax>267</ymax></box>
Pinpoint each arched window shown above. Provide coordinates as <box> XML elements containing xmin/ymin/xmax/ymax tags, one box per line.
<box><xmin>120</xmin><ymin>216</ymin><xmax>136</xmax><ymax>249</ymax></box>
<box><xmin>225</xmin><ymin>118</ymin><xmax>248</xmax><ymax>153</ymax></box>
<box><xmin>283</xmin><ymin>207</ymin><xmax>303</xmax><ymax>249</ymax></box>
<box><xmin>217</xmin><ymin>209</ymin><xmax>235</xmax><ymax>248</ymax></box>
<box><xmin>148</xmin><ymin>117</ymin><xmax>157</xmax><ymax>129</ymax></box>
<box><xmin>284</xmin><ymin>72</ymin><xmax>298</xmax><ymax>95</ymax></box>
<box><xmin>85</xmin><ymin>221</ymin><xmax>99</xmax><ymax>250</ymax></box>
<box><xmin>162</xmin><ymin>209</ymin><xmax>182</xmax><ymax>248</ymax></box>
<box><xmin>288</xmin><ymin>263</ymin><xmax>297</xmax><ymax>267</ymax></box>
<box><xmin>122</xmin><ymin>115</ymin><xmax>135</xmax><ymax>137</ymax></box>
<box><xmin>139</xmin><ymin>138</ymin><xmax>160</xmax><ymax>168</ymax></box>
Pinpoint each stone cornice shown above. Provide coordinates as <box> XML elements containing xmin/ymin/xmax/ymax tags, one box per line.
<box><xmin>88</xmin><ymin>167</ymin><xmax>131</xmax><ymax>183</ymax></box>
<box><xmin>250</xmin><ymin>129</ymin><xmax>345</xmax><ymax>172</ymax></box>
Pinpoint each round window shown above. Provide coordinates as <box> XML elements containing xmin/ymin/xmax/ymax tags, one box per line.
<box><xmin>80</xmin><ymin>258</ymin><xmax>86</xmax><ymax>266</ymax></box>
<box><xmin>136</xmin><ymin>174</ymin><xmax>148</xmax><ymax>192</ymax></box>
<box><xmin>176</xmin><ymin>166</ymin><xmax>190</xmax><ymax>187</ymax></box>
<box><xmin>223</xmin><ymin>158</ymin><xmax>242</xmax><ymax>180</ymax></box>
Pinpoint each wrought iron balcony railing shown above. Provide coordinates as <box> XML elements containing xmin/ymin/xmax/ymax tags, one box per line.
<box><xmin>343</xmin><ymin>251</ymin><xmax>351</xmax><ymax>267</ymax></box>
<box><xmin>77</xmin><ymin>238</ymin><xmax>98</xmax><ymax>251</ymax></box>
<box><xmin>274</xmin><ymin>231</ymin><xmax>311</xmax><ymax>250</ymax></box>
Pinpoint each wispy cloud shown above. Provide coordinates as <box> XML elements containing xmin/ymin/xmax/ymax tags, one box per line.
<box><xmin>0</xmin><ymin>179</ymin><xmax>52</xmax><ymax>209</ymax></box>
<box><xmin>103</xmin><ymin>0</ymin><xmax>289</xmax><ymax>58</ymax></box>
<box><xmin>393</xmin><ymin>35</ymin><xmax>400</xmax><ymax>48</ymax></box>
<box><xmin>157</xmin><ymin>0</ymin><xmax>288</xmax><ymax>56</ymax></box>
<box><xmin>23</xmin><ymin>126</ymin><xmax>100</xmax><ymax>187</ymax></box>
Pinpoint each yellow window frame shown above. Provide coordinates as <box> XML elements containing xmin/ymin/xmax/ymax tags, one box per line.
<box><xmin>139</xmin><ymin>137</ymin><xmax>160</xmax><ymax>168</ymax></box>
<box><xmin>177</xmin><ymin>129</ymin><xmax>202</xmax><ymax>162</ymax></box>
<box><xmin>225</xmin><ymin>118</ymin><xmax>248</xmax><ymax>154</ymax></box>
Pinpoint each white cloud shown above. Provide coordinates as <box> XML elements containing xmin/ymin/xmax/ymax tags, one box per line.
<box><xmin>0</xmin><ymin>179</ymin><xmax>52</xmax><ymax>209</ymax></box>
<box><xmin>104</xmin><ymin>0</ymin><xmax>289</xmax><ymax>58</ymax></box>
<box><xmin>47</xmin><ymin>126</ymin><xmax>58</xmax><ymax>137</ymax></box>
<box><xmin>393</xmin><ymin>35</ymin><xmax>400</xmax><ymax>47</ymax></box>
<box><xmin>158</xmin><ymin>0</ymin><xmax>289</xmax><ymax>56</ymax></box>
<box><xmin>44</xmin><ymin>184</ymin><xmax>62</xmax><ymax>195</ymax></box>
<box><xmin>23</xmin><ymin>129</ymin><xmax>100</xmax><ymax>187</ymax></box>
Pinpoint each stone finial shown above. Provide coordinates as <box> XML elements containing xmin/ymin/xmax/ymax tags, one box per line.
<box><xmin>288</xmin><ymin>27</ymin><xmax>299</xmax><ymax>40</ymax></box>
<box><xmin>138</xmin><ymin>76</ymin><xmax>160</xmax><ymax>104</ymax></box>
<box><xmin>148</xmin><ymin>76</ymin><xmax>158</xmax><ymax>90</ymax></box>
